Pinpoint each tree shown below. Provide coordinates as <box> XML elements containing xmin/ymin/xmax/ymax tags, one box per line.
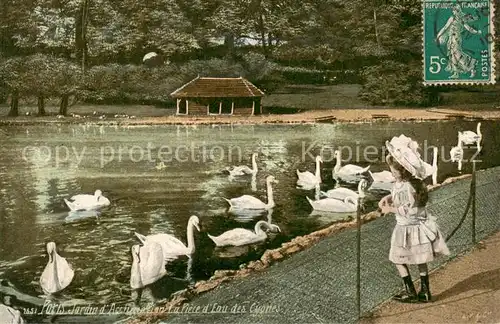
<box><xmin>272</xmin><ymin>0</ymin><xmax>353</xmax><ymax>66</ymax></box>
<box><xmin>0</xmin><ymin>54</ymin><xmax>6</xmax><ymax>104</ymax></box>
<box><xmin>239</xmin><ymin>52</ymin><xmax>283</xmax><ymax>92</ymax></box>
<box><xmin>23</xmin><ymin>54</ymin><xmax>63</xmax><ymax>115</ymax></box>
<box><xmin>344</xmin><ymin>1</ymin><xmax>430</xmax><ymax>104</ymax></box>
<box><xmin>0</xmin><ymin>0</ymin><xmax>35</xmax><ymax>56</ymax></box>
<box><xmin>10</xmin><ymin>0</ymin><xmax>79</xmax><ymax>56</ymax></box>
<box><xmin>173</xmin><ymin>0</ymin><xmax>214</xmax><ymax>47</ymax></box>
<box><xmin>250</xmin><ymin>0</ymin><xmax>309</xmax><ymax>56</ymax></box>
<box><xmin>84</xmin><ymin>0</ymin><xmax>199</xmax><ymax>63</ymax></box>
<box><xmin>0</xmin><ymin>57</ymin><xmax>31</xmax><ymax>116</ymax></box>
<box><xmin>53</xmin><ymin>60</ymin><xmax>82</xmax><ymax>115</ymax></box>
<box><xmin>360</xmin><ymin>60</ymin><xmax>430</xmax><ymax>106</ymax></box>
<box><xmin>342</xmin><ymin>0</ymin><xmax>405</xmax><ymax>58</ymax></box>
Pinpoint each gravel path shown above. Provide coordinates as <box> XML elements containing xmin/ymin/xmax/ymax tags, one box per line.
<box><xmin>361</xmin><ymin>230</ymin><xmax>500</xmax><ymax>324</ymax></box>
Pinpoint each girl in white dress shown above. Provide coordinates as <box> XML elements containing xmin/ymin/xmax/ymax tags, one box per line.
<box><xmin>379</xmin><ymin>135</ymin><xmax>450</xmax><ymax>303</ymax></box>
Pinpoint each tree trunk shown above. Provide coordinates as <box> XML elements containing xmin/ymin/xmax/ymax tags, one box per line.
<box><xmin>373</xmin><ymin>8</ymin><xmax>380</xmax><ymax>47</ymax></box>
<box><xmin>426</xmin><ymin>87</ymin><xmax>442</xmax><ymax>105</ymax></box>
<box><xmin>8</xmin><ymin>91</ymin><xmax>19</xmax><ymax>117</ymax></box>
<box><xmin>59</xmin><ymin>95</ymin><xmax>69</xmax><ymax>115</ymax></box>
<box><xmin>224</xmin><ymin>33</ymin><xmax>235</xmax><ymax>59</ymax></box>
<box><xmin>256</xmin><ymin>0</ymin><xmax>268</xmax><ymax>58</ymax></box>
<box><xmin>82</xmin><ymin>0</ymin><xmax>89</xmax><ymax>73</ymax></box>
<box><xmin>76</xmin><ymin>0</ymin><xmax>90</xmax><ymax>73</ymax></box>
<box><xmin>259</xmin><ymin>14</ymin><xmax>267</xmax><ymax>56</ymax></box>
<box><xmin>37</xmin><ymin>96</ymin><xmax>46</xmax><ymax>116</ymax></box>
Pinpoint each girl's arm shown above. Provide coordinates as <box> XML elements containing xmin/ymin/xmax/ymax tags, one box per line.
<box><xmin>378</xmin><ymin>194</ymin><xmax>393</xmax><ymax>209</ymax></box>
<box><xmin>381</xmin><ymin>205</ymin><xmax>397</xmax><ymax>214</ymax></box>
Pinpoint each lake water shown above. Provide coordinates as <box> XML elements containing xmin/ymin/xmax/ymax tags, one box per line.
<box><xmin>0</xmin><ymin>120</ymin><xmax>498</xmax><ymax>317</ymax></box>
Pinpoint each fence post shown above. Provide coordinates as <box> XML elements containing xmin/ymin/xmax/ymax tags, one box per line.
<box><xmin>356</xmin><ymin>197</ymin><xmax>362</xmax><ymax>319</ymax></box>
<box><xmin>471</xmin><ymin>160</ymin><xmax>477</xmax><ymax>244</ymax></box>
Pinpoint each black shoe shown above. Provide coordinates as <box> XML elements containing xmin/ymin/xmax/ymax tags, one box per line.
<box><xmin>417</xmin><ymin>275</ymin><xmax>432</xmax><ymax>302</ymax></box>
<box><xmin>393</xmin><ymin>275</ymin><xmax>419</xmax><ymax>303</ymax></box>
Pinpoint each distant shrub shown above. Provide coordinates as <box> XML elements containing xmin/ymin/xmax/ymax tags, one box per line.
<box><xmin>270</xmin><ymin>65</ymin><xmax>360</xmax><ymax>85</ymax></box>
<box><xmin>274</xmin><ymin>65</ymin><xmax>327</xmax><ymax>84</ymax></box>
<box><xmin>0</xmin><ymin>54</ymin><xmax>69</xmax><ymax>115</ymax></box>
<box><xmin>176</xmin><ymin>58</ymin><xmax>245</xmax><ymax>81</ymax></box>
<box><xmin>239</xmin><ymin>52</ymin><xmax>284</xmax><ymax>93</ymax></box>
<box><xmin>359</xmin><ymin>60</ymin><xmax>437</xmax><ymax>106</ymax></box>
<box><xmin>81</xmin><ymin>64</ymin><xmax>184</xmax><ymax>106</ymax></box>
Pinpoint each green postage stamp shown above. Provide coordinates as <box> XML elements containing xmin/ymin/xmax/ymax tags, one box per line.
<box><xmin>423</xmin><ymin>0</ymin><xmax>496</xmax><ymax>85</ymax></box>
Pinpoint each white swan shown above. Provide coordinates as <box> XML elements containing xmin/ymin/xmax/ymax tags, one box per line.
<box><xmin>460</xmin><ymin>122</ymin><xmax>482</xmax><ymax>149</ymax></box>
<box><xmin>226</xmin><ymin>153</ymin><xmax>258</xmax><ymax>176</ymax></box>
<box><xmin>135</xmin><ymin>215</ymin><xmax>201</xmax><ymax>259</ymax></box>
<box><xmin>64</xmin><ymin>190</ymin><xmax>110</xmax><ymax>211</ymax></box>
<box><xmin>207</xmin><ymin>221</ymin><xmax>281</xmax><ymax>247</ymax></box>
<box><xmin>0</xmin><ymin>303</ymin><xmax>24</xmax><ymax>324</ymax></box>
<box><xmin>297</xmin><ymin>156</ymin><xmax>322</xmax><ymax>188</ymax></box>
<box><xmin>130</xmin><ymin>241</ymin><xmax>167</xmax><ymax>289</ymax></box>
<box><xmin>368</xmin><ymin>170</ymin><xmax>395</xmax><ymax>183</ymax></box>
<box><xmin>332</xmin><ymin>150</ymin><xmax>370</xmax><ymax>180</ymax></box>
<box><xmin>450</xmin><ymin>133</ymin><xmax>464</xmax><ymax>171</ymax></box>
<box><xmin>224</xmin><ymin>175</ymin><xmax>278</xmax><ymax>210</ymax></box>
<box><xmin>307</xmin><ymin>179</ymin><xmax>367</xmax><ymax>212</ymax></box>
<box><xmin>39</xmin><ymin>242</ymin><xmax>74</xmax><ymax>295</ymax></box>
<box><xmin>143</xmin><ymin>52</ymin><xmax>157</xmax><ymax>62</ymax></box>
<box><xmin>366</xmin><ymin>170</ymin><xmax>395</xmax><ymax>191</ymax></box>
<box><xmin>306</xmin><ymin>196</ymin><xmax>359</xmax><ymax>213</ymax></box>
<box><xmin>320</xmin><ymin>178</ymin><xmax>368</xmax><ymax>200</ymax></box>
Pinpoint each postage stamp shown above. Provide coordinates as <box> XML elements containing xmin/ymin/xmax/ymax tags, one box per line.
<box><xmin>423</xmin><ymin>0</ymin><xmax>496</xmax><ymax>85</ymax></box>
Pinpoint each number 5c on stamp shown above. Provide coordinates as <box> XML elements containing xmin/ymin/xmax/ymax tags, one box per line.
<box><xmin>423</xmin><ymin>0</ymin><xmax>496</xmax><ymax>85</ymax></box>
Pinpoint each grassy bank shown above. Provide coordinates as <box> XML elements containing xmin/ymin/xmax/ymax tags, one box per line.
<box><xmin>262</xmin><ymin>84</ymin><xmax>369</xmax><ymax>110</ymax></box>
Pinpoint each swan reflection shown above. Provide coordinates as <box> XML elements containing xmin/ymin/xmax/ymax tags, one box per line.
<box><xmin>309</xmin><ymin>210</ymin><xmax>354</xmax><ymax>225</ymax></box>
<box><xmin>213</xmin><ymin>245</ymin><xmax>254</xmax><ymax>258</ymax></box>
<box><xmin>266</xmin><ymin>208</ymin><xmax>273</xmax><ymax>224</ymax></box>
<box><xmin>251</xmin><ymin>174</ymin><xmax>257</xmax><ymax>192</ymax></box>
<box><xmin>368</xmin><ymin>181</ymin><xmax>393</xmax><ymax>192</ymax></box>
<box><xmin>185</xmin><ymin>255</ymin><xmax>194</xmax><ymax>284</ymax></box>
<box><xmin>314</xmin><ymin>184</ymin><xmax>321</xmax><ymax>200</ymax></box>
<box><xmin>229</xmin><ymin>208</ymin><xmax>267</xmax><ymax>222</ymax></box>
<box><xmin>65</xmin><ymin>210</ymin><xmax>100</xmax><ymax>223</ymax></box>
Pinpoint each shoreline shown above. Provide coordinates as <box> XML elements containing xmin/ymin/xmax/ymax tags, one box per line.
<box><xmin>0</xmin><ymin>108</ymin><xmax>496</xmax><ymax>126</ymax></box>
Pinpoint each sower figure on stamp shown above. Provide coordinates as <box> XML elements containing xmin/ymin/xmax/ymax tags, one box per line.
<box><xmin>378</xmin><ymin>135</ymin><xmax>450</xmax><ymax>303</ymax></box>
<box><xmin>436</xmin><ymin>4</ymin><xmax>482</xmax><ymax>79</ymax></box>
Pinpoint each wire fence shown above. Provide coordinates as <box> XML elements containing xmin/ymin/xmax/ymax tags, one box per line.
<box><xmin>356</xmin><ymin>163</ymin><xmax>500</xmax><ymax>320</ymax></box>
